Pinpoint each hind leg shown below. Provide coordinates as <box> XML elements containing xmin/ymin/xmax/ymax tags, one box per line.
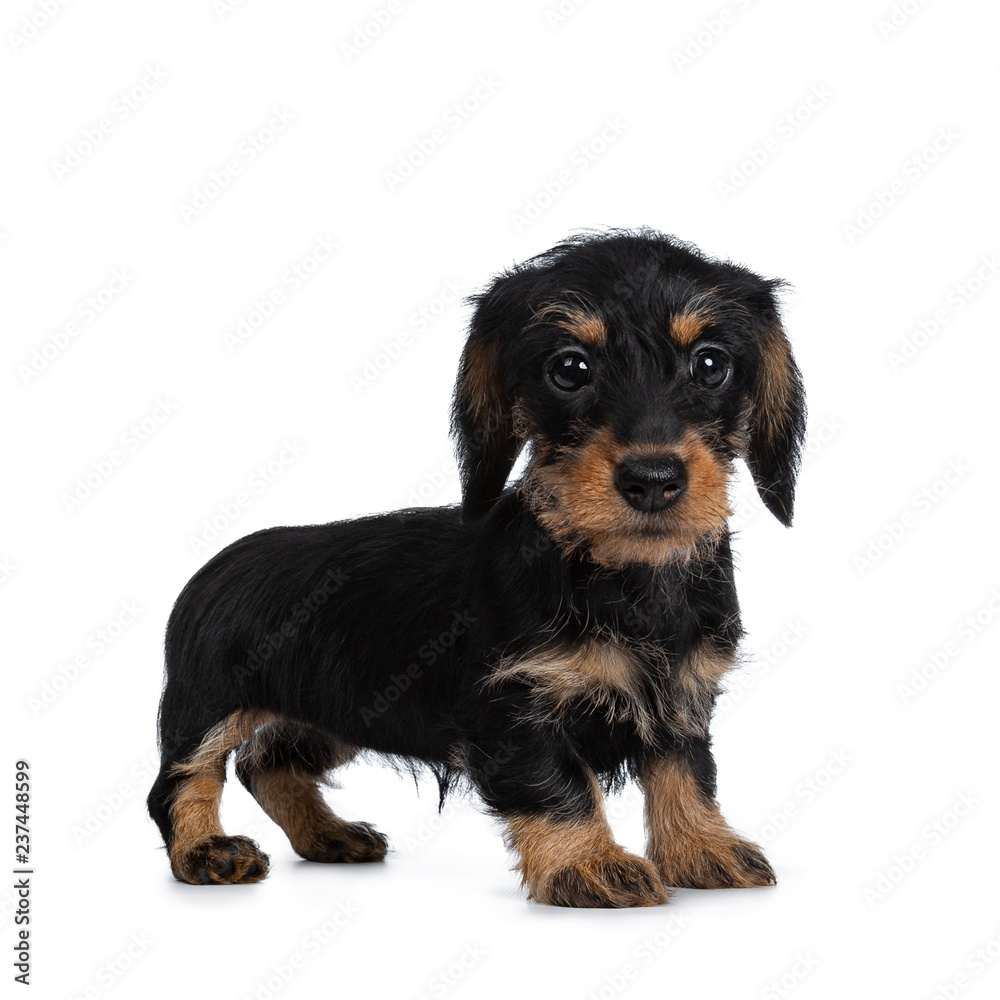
<box><xmin>148</xmin><ymin>709</ymin><xmax>272</xmax><ymax>885</ymax></box>
<box><xmin>235</xmin><ymin>721</ymin><xmax>388</xmax><ymax>864</ymax></box>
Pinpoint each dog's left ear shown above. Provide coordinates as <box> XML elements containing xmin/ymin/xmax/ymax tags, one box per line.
<box><xmin>451</xmin><ymin>267</ymin><xmax>537</xmax><ymax>520</ymax></box>
<box><xmin>745</xmin><ymin>289</ymin><xmax>806</xmax><ymax>526</ymax></box>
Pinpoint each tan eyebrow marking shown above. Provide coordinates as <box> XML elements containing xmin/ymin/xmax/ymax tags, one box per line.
<box><xmin>531</xmin><ymin>301</ymin><xmax>607</xmax><ymax>345</ymax></box>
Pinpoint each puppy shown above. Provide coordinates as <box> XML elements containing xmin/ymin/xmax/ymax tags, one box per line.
<box><xmin>147</xmin><ymin>229</ymin><xmax>805</xmax><ymax>907</ymax></box>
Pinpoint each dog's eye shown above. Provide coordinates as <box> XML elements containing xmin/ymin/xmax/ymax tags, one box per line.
<box><xmin>548</xmin><ymin>353</ymin><xmax>592</xmax><ymax>391</ymax></box>
<box><xmin>690</xmin><ymin>348</ymin><xmax>731</xmax><ymax>388</ymax></box>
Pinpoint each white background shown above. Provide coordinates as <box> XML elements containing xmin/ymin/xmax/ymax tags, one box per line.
<box><xmin>3</xmin><ymin>1</ymin><xmax>999</xmax><ymax>998</ymax></box>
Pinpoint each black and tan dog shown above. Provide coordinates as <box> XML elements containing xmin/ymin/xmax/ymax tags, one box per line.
<box><xmin>148</xmin><ymin>229</ymin><xmax>805</xmax><ymax>907</ymax></box>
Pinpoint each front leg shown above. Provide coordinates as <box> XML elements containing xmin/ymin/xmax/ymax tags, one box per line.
<box><xmin>640</xmin><ymin>741</ymin><xmax>775</xmax><ymax>889</ymax></box>
<box><xmin>464</xmin><ymin>707</ymin><xmax>666</xmax><ymax>908</ymax></box>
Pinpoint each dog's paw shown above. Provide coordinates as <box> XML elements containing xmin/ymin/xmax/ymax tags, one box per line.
<box><xmin>530</xmin><ymin>849</ymin><xmax>668</xmax><ymax>908</ymax></box>
<box><xmin>657</xmin><ymin>836</ymin><xmax>775</xmax><ymax>889</ymax></box>
<box><xmin>171</xmin><ymin>835</ymin><xmax>270</xmax><ymax>885</ymax></box>
<box><xmin>297</xmin><ymin>821</ymin><xmax>388</xmax><ymax>864</ymax></box>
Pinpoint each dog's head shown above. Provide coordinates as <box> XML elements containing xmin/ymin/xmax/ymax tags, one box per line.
<box><xmin>452</xmin><ymin>230</ymin><xmax>806</xmax><ymax>568</ymax></box>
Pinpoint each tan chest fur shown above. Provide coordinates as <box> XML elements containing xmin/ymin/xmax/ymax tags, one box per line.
<box><xmin>485</xmin><ymin>636</ymin><xmax>735</xmax><ymax>744</ymax></box>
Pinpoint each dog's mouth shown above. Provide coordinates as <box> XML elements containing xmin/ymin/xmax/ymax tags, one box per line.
<box><xmin>628</xmin><ymin>510</ymin><xmax>684</xmax><ymax>533</ymax></box>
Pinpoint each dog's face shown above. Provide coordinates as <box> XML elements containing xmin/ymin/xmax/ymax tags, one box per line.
<box><xmin>452</xmin><ymin>232</ymin><xmax>806</xmax><ymax>568</ymax></box>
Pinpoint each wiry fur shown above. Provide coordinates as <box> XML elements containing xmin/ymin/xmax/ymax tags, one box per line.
<box><xmin>148</xmin><ymin>229</ymin><xmax>805</xmax><ymax>906</ymax></box>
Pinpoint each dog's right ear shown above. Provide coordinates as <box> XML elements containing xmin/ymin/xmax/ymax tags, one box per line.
<box><xmin>451</xmin><ymin>267</ymin><xmax>537</xmax><ymax>520</ymax></box>
<box><xmin>745</xmin><ymin>297</ymin><xmax>806</xmax><ymax>527</ymax></box>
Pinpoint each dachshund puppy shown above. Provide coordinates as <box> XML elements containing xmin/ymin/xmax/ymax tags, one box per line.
<box><xmin>147</xmin><ymin>229</ymin><xmax>805</xmax><ymax>907</ymax></box>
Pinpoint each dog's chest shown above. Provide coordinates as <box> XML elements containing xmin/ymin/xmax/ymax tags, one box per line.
<box><xmin>488</xmin><ymin>635</ymin><xmax>733</xmax><ymax>743</ymax></box>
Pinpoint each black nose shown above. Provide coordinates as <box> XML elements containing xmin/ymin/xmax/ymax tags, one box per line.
<box><xmin>615</xmin><ymin>456</ymin><xmax>687</xmax><ymax>513</ymax></box>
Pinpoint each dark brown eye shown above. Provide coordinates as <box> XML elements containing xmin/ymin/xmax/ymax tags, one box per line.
<box><xmin>690</xmin><ymin>347</ymin><xmax>731</xmax><ymax>388</ymax></box>
<box><xmin>549</xmin><ymin>353</ymin><xmax>591</xmax><ymax>391</ymax></box>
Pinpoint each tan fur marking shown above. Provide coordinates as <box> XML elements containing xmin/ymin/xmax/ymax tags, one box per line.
<box><xmin>507</xmin><ymin>811</ymin><xmax>612</xmax><ymax>885</ymax></box>
<box><xmin>253</xmin><ymin>768</ymin><xmax>324</xmax><ymax>854</ymax></box>
<box><xmin>532</xmin><ymin>302</ymin><xmax>607</xmax><ymax>345</ymax></box>
<box><xmin>681</xmin><ymin>641</ymin><xmax>735</xmax><ymax>690</ymax></box>
<box><xmin>234</xmin><ymin>722</ymin><xmax>355</xmax><ymax>778</ymax></box>
<box><xmin>668</xmin><ymin>289</ymin><xmax>726</xmax><ymax>346</ymax></box>
<box><xmin>460</xmin><ymin>338</ymin><xmax>506</xmax><ymax>431</ymax></box>
<box><xmin>506</xmin><ymin>777</ymin><xmax>666</xmax><ymax>907</ymax></box>
<box><xmin>669</xmin><ymin>640</ymin><xmax>736</xmax><ymax>737</ymax></box>
<box><xmin>170</xmin><ymin>773</ymin><xmax>226</xmax><ymax>855</ymax></box>
<box><xmin>253</xmin><ymin>768</ymin><xmax>344</xmax><ymax>857</ymax></box>
<box><xmin>525</xmin><ymin>427</ymin><xmax>732</xmax><ymax>568</ymax></box>
<box><xmin>752</xmin><ymin>323</ymin><xmax>795</xmax><ymax>452</ymax></box>
<box><xmin>489</xmin><ymin>639</ymin><xmax>639</xmax><ymax>698</ymax></box>
<box><xmin>488</xmin><ymin>638</ymin><xmax>657</xmax><ymax>742</ymax></box>
<box><xmin>237</xmin><ymin>733</ymin><xmax>385</xmax><ymax>863</ymax></box>
<box><xmin>171</xmin><ymin>709</ymin><xmax>276</xmax><ymax>781</ymax></box>
<box><xmin>168</xmin><ymin>710</ymin><xmax>277</xmax><ymax>879</ymax></box>
<box><xmin>641</xmin><ymin>756</ymin><xmax>774</xmax><ymax>889</ymax></box>
<box><xmin>670</xmin><ymin>310</ymin><xmax>714</xmax><ymax>346</ymax></box>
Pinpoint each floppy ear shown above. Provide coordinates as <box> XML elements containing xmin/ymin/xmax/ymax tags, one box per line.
<box><xmin>451</xmin><ymin>269</ymin><xmax>535</xmax><ymax>520</ymax></box>
<box><xmin>746</xmin><ymin>305</ymin><xmax>806</xmax><ymax>526</ymax></box>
